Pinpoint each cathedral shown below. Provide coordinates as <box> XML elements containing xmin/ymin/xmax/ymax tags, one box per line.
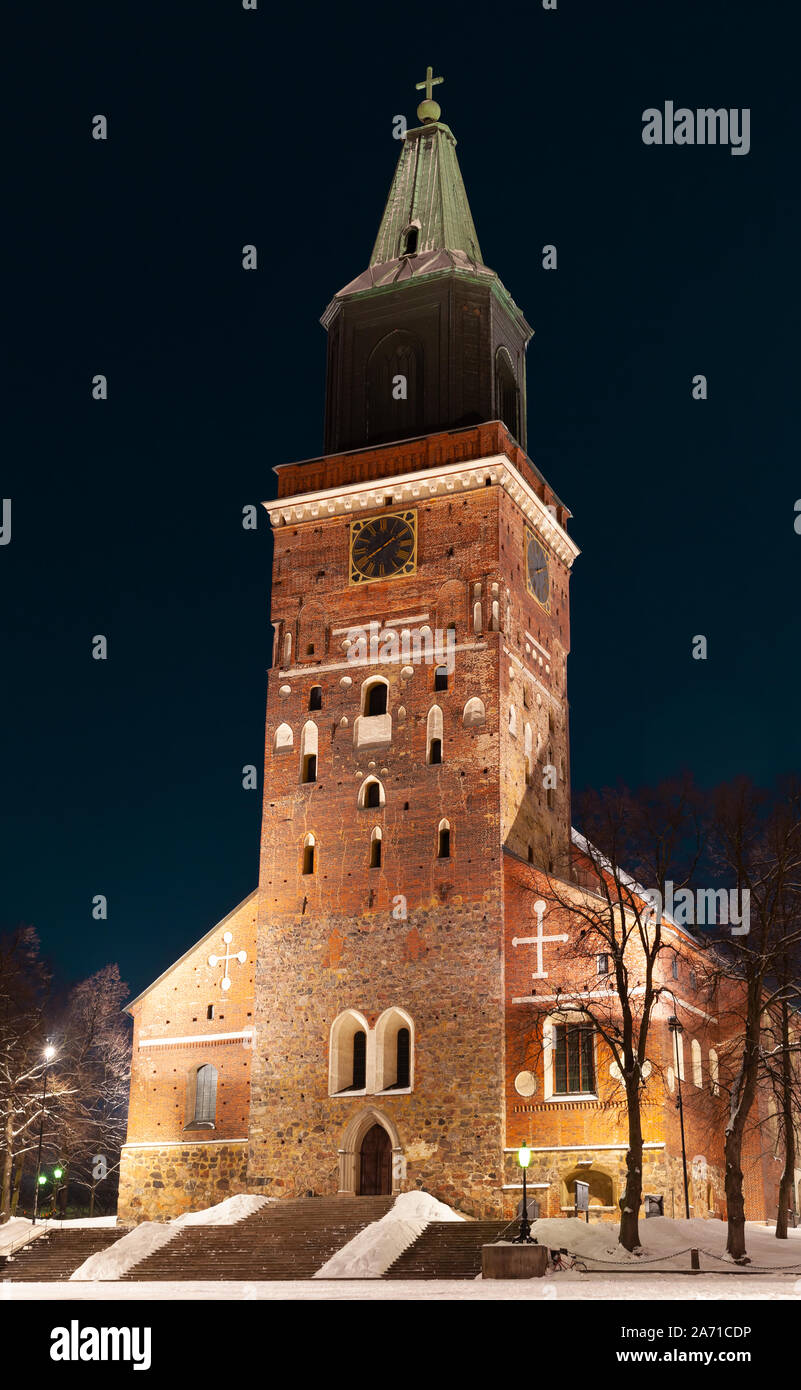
<box><xmin>118</xmin><ymin>75</ymin><xmax>783</xmax><ymax>1228</ymax></box>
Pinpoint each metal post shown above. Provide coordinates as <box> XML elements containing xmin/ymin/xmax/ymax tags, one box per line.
<box><xmin>31</xmin><ymin>1060</ymin><xmax>49</xmax><ymax>1227</ymax></box>
<box><xmin>669</xmin><ymin>1015</ymin><xmax>690</xmax><ymax>1220</ymax></box>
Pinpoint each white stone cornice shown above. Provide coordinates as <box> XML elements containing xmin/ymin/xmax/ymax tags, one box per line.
<box><xmin>264</xmin><ymin>454</ymin><xmax>580</xmax><ymax>568</ymax></box>
<box><xmin>138</xmin><ymin>1029</ymin><xmax>253</xmax><ymax>1048</ymax></box>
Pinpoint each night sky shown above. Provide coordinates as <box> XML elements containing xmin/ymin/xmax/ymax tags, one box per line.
<box><xmin>4</xmin><ymin>0</ymin><xmax>798</xmax><ymax>998</ymax></box>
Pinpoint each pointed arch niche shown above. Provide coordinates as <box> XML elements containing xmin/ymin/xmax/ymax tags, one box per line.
<box><xmin>329</xmin><ymin>1010</ymin><xmax>369</xmax><ymax>1096</ymax></box>
<box><xmin>374</xmin><ymin>1007</ymin><xmax>414</xmax><ymax>1094</ymax></box>
<box><xmin>366</xmin><ymin>330</ymin><xmax>423</xmax><ymax>445</ymax></box>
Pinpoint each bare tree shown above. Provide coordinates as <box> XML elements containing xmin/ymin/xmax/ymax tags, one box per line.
<box><xmin>49</xmin><ymin>965</ymin><xmax>131</xmax><ymax>1216</ymax></box>
<box><xmin>0</xmin><ymin>928</ymin><xmax>51</xmax><ymax>1223</ymax></box>
<box><xmin>707</xmin><ymin>779</ymin><xmax>801</xmax><ymax>1260</ymax></box>
<box><xmin>511</xmin><ymin>779</ymin><xmax>702</xmax><ymax>1251</ymax></box>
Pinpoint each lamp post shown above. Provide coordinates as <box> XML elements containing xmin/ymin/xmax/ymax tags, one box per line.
<box><xmin>668</xmin><ymin>1015</ymin><xmax>690</xmax><ymax>1220</ymax></box>
<box><xmin>32</xmin><ymin>1043</ymin><xmax>55</xmax><ymax>1226</ymax></box>
<box><xmin>513</xmin><ymin>1142</ymin><xmax>535</xmax><ymax>1243</ymax></box>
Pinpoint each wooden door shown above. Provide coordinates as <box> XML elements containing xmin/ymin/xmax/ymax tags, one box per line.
<box><xmin>359</xmin><ymin>1123</ymin><xmax>392</xmax><ymax>1195</ymax></box>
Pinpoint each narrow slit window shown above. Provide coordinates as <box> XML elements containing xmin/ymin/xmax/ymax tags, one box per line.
<box><xmin>309</xmin><ymin>686</ymin><xmax>322</xmax><ymax>711</ymax></box>
<box><xmin>437</xmin><ymin>821</ymin><xmax>451</xmax><ymax>859</ymax></box>
<box><xmin>351</xmin><ymin>1031</ymin><xmax>366</xmax><ymax>1090</ymax></box>
<box><xmin>429</xmin><ymin>738</ymin><xmax>442</xmax><ymax>765</ymax></box>
<box><xmin>434</xmin><ymin>666</ymin><xmax>448</xmax><ymax>692</ymax></box>
<box><xmin>302</xmin><ymin>754</ymin><xmax>317</xmax><ymax>784</ymax></box>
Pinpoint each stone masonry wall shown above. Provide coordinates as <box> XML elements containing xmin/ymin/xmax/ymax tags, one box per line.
<box><xmin>117</xmin><ymin>1142</ymin><xmax>249</xmax><ymax>1224</ymax></box>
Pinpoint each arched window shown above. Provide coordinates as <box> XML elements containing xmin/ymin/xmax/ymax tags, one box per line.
<box><xmin>473</xmin><ymin>600</ymin><xmax>483</xmax><ymax>634</ymax></box>
<box><xmin>426</xmin><ymin>706</ymin><xmax>444</xmax><ymax>765</ymax></box>
<box><xmin>300</xmin><ymin>721</ymin><xmax>318</xmax><ymax>783</ymax></box>
<box><xmin>273</xmin><ymin>722</ymin><xmax>293</xmax><ymax>752</ymax></box>
<box><xmin>302</xmin><ymin>833</ymin><xmax>316</xmax><ymax>875</ymax></box>
<box><xmin>709</xmin><ymin>1048</ymin><xmax>719</xmax><ymax>1096</ymax></box>
<box><xmin>358</xmin><ymin>777</ymin><xmax>385</xmax><ymax>810</ymax></box>
<box><xmin>437</xmin><ymin>818</ymin><xmax>451</xmax><ymax>859</ymax></box>
<box><xmin>185</xmin><ymin>1063</ymin><xmax>218</xmax><ymax>1129</ymax></box>
<box><xmin>282</xmin><ymin>632</ymin><xmax>292</xmax><ymax>666</ymax></box>
<box><xmin>370</xmin><ymin>826</ymin><xmax>382</xmax><ymax>868</ymax></box>
<box><xmin>463</xmin><ymin>697</ymin><xmax>486</xmax><ymax>727</ymax></box>
<box><xmin>362</xmin><ymin>678</ymin><xmax>388</xmax><ymax>717</ymax></box>
<box><xmin>495</xmin><ymin>347</ymin><xmax>520</xmax><ymax>441</ymax></box>
<box><xmin>400</xmin><ymin>224</ymin><xmax>419</xmax><ymax>256</ymax></box>
<box><xmin>351</xmin><ymin>1031</ymin><xmax>367</xmax><ymax>1090</ymax></box>
<box><xmin>543</xmin><ymin>1012</ymin><xmax>596</xmax><ymax>1098</ymax></box>
<box><xmin>329</xmin><ymin>1011</ymin><xmax>369</xmax><ymax>1095</ymax></box>
<box><xmin>366</xmin><ymin>330</ymin><xmax>423</xmax><ymax>445</ymax></box>
<box><xmin>309</xmin><ymin>686</ymin><xmax>322</xmax><ymax>711</ymax></box>
<box><xmin>691</xmin><ymin>1039</ymin><xmax>703</xmax><ymax>1088</ymax></box>
<box><xmin>375</xmin><ymin>1008</ymin><xmax>414</xmax><ymax>1092</ymax></box>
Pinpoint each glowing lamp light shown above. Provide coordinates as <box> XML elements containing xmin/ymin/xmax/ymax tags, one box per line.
<box><xmin>53</xmin><ymin>1167</ymin><xmax>64</xmax><ymax>1180</ymax></box>
<box><xmin>518</xmin><ymin>1143</ymin><xmax>532</xmax><ymax>1169</ymax></box>
<box><xmin>44</xmin><ymin>1045</ymin><xmax>56</xmax><ymax>1061</ymax></box>
<box><xmin>37</xmin><ymin>1174</ymin><xmax>47</xmax><ymax>1186</ymax></box>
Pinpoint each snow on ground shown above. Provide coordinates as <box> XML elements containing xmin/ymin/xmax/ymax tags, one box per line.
<box><xmin>0</xmin><ymin>1215</ymin><xmax>117</xmax><ymax>1256</ymax></box>
<box><xmin>69</xmin><ymin>1194</ymin><xmax>270</xmax><ymax>1281</ymax></box>
<box><xmin>315</xmin><ymin>1190</ymin><xmax>464</xmax><ymax>1279</ymax></box>
<box><xmin>525</xmin><ymin>1216</ymin><xmax>801</xmax><ymax>1273</ymax></box>
<box><xmin>4</xmin><ymin>1275</ymin><xmax>801</xmax><ymax>1301</ymax></box>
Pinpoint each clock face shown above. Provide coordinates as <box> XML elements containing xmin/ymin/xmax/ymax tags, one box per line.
<box><xmin>350</xmin><ymin>510</ymin><xmax>417</xmax><ymax>585</ymax></box>
<box><xmin>526</xmin><ymin>531</ymin><xmax>550</xmax><ymax>609</ymax></box>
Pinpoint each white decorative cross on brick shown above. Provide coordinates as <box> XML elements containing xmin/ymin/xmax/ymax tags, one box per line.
<box><xmin>512</xmin><ymin>899</ymin><xmax>568</xmax><ymax>980</ymax></box>
<box><xmin>208</xmin><ymin>931</ymin><xmax>247</xmax><ymax>992</ymax></box>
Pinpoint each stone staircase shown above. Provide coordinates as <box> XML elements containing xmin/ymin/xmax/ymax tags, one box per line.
<box><xmin>0</xmin><ymin>1227</ymin><xmax>130</xmax><ymax>1282</ymax></box>
<box><xmin>122</xmin><ymin>1196</ymin><xmax>394</xmax><ymax>1281</ymax></box>
<box><xmin>383</xmin><ymin>1220</ymin><xmax>510</xmax><ymax>1279</ymax></box>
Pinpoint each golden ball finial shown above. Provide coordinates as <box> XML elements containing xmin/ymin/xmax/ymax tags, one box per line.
<box><xmin>416</xmin><ymin>98</ymin><xmax>441</xmax><ymax>123</ymax></box>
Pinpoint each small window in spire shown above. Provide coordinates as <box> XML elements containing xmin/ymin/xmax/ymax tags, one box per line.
<box><xmin>402</xmin><ymin>226</ymin><xmax>419</xmax><ymax>256</ymax></box>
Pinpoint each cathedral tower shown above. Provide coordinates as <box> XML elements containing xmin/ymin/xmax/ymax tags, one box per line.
<box><xmin>247</xmin><ymin>73</ymin><xmax>579</xmax><ymax>1215</ymax></box>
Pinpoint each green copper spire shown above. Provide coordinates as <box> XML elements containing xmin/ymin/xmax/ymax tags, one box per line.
<box><xmin>369</xmin><ymin>69</ymin><xmax>483</xmax><ymax>268</ymax></box>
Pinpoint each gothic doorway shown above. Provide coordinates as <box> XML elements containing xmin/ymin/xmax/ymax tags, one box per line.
<box><xmin>359</xmin><ymin>1123</ymin><xmax>392</xmax><ymax>1195</ymax></box>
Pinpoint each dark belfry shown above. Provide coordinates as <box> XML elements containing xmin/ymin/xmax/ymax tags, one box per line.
<box><xmin>321</xmin><ymin>71</ymin><xmax>532</xmax><ymax>453</ymax></box>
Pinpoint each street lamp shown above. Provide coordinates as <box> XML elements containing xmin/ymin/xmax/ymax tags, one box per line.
<box><xmin>32</xmin><ymin>1043</ymin><xmax>56</xmax><ymax>1226</ymax></box>
<box><xmin>668</xmin><ymin>1015</ymin><xmax>691</xmax><ymax>1220</ymax></box>
<box><xmin>513</xmin><ymin>1142</ymin><xmax>536</xmax><ymax>1244</ymax></box>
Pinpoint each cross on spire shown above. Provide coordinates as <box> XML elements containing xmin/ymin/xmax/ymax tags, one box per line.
<box><xmin>208</xmin><ymin>931</ymin><xmax>247</xmax><ymax>993</ymax></box>
<box><xmin>415</xmin><ymin>65</ymin><xmax>443</xmax><ymax>103</ymax></box>
<box><xmin>415</xmin><ymin>66</ymin><xmax>444</xmax><ymax>123</ymax></box>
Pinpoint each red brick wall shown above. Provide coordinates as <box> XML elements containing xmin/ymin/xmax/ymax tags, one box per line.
<box><xmin>119</xmin><ymin>896</ymin><xmax>258</xmax><ymax>1218</ymax></box>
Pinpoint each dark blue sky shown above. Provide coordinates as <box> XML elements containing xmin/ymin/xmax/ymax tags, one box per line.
<box><xmin>4</xmin><ymin>0</ymin><xmax>799</xmax><ymax>998</ymax></box>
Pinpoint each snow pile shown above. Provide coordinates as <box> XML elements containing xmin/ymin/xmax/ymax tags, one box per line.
<box><xmin>525</xmin><ymin>1216</ymin><xmax>801</xmax><ymax>1272</ymax></box>
<box><xmin>70</xmin><ymin>1194</ymin><xmax>271</xmax><ymax>1281</ymax></box>
<box><xmin>172</xmin><ymin>1194</ymin><xmax>269</xmax><ymax>1227</ymax></box>
<box><xmin>69</xmin><ymin>1222</ymin><xmax>177</xmax><ymax>1281</ymax></box>
<box><xmin>314</xmin><ymin>1191</ymin><xmax>464</xmax><ymax>1279</ymax></box>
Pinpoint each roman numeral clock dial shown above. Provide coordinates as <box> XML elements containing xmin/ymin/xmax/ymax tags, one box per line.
<box><xmin>525</xmin><ymin>529</ymin><xmax>550</xmax><ymax>610</ymax></box>
<box><xmin>350</xmin><ymin>510</ymin><xmax>418</xmax><ymax>585</ymax></box>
